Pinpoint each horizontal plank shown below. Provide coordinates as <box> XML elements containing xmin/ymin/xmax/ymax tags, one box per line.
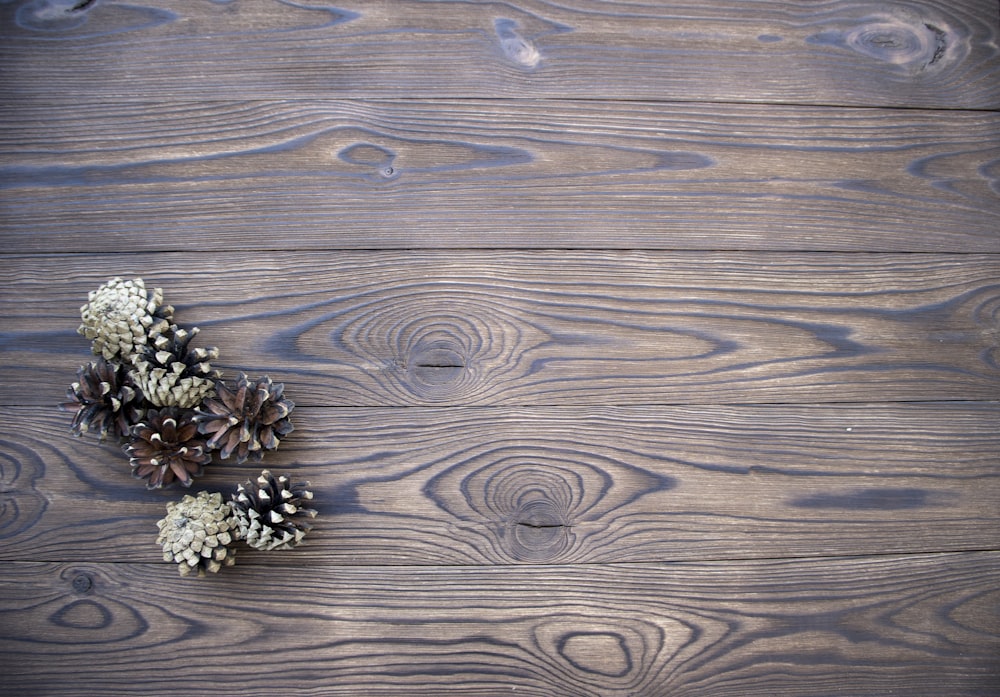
<box><xmin>0</xmin><ymin>0</ymin><xmax>997</xmax><ymax>108</ymax></box>
<box><xmin>3</xmin><ymin>404</ymin><xmax>998</xmax><ymax>565</ymax></box>
<box><xmin>2</xmin><ymin>252</ymin><xmax>999</xmax><ymax>407</ymax></box>
<box><xmin>1</xmin><ymin>100</ymin><xmax>998</xmax><ymax>253</ymax></box>
<box><xmin>1</xmin><ymin>554</ymin><xmax>997</xmax><ymax>696</ymax></box>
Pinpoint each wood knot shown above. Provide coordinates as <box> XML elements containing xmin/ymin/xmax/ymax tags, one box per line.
<box><xmin>807</xmin><ymin>8</ymin><xmax>958</xmax><ymax>73</ymax></box>
<box><xmin>71</xmin><ymin>573</ymin><xmax>94</xmax><ymax>594</ymax></box>
<box><xmin>509</xmin><ymin>499</ymin><xmax>573</xmax><ymax>562</ymax></box>
<box><xmin>424</xmin><ymin>444</ymin><xmax>675</xmax><ymax>563</ymax></box>
<box><xmin>489</xmin><ymin>464</ymin><xmax>578</xmax><ymax>562</ymax></box>
<box><xmin>409</xmin><ymin>343</ymin><xmax>466</xmax><ymax>388</ymax></box>
<box><xmin>402</xmin><ymin>334</ymin><xmax>474</xmax><ymax>401</ymax></box>
<box><xmin>15</xmin><ymin>0</ymin><xmax>94</xmax><ymax>32</ymax></box>
<box><xmin>495</xmin><ymin>18</ymin><xmax>541</xmax><ymax>68</ymax></box>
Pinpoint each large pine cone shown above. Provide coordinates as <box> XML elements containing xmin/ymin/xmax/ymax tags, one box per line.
<box><xmin>231</xmin><ymin>470</ymin><xmax>316</xmax><ymax>551</ymax></box>
<box><xmin>130</xmin><ymin>325</ymin><xmax>220</xmax><ymax>409</ymax></box>
<box><xmin>156</xmin><ymin>491</ymin><xmax>237</xmax><ymax>577</ymax></box>
<box><xmin>61</xmin><ymin>358</ymin><xmax>147</xmax><ymax>441</ymax></box>
<box><xmin>194</xmin><ymin>374</ymin><xmax>294</xmax><ymax>464</ymax></box>
<box><xmin>78</xmin><ymin>277</ymin><xmax>173</xmax><ymax>361</ymax></box>
<box><xmin>125</xmin><ymin>407</ymin><xmax>212</xmax><ymax>489</ymax></box>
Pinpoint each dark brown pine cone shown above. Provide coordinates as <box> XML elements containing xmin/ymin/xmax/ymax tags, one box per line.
<box><xmin>230</xmin><ymin>470</ymin><xmax>316</xmax><ymax>551</ymax></box>
<box><xmin>61</xmin><ymin>358</ymin><xmax>147</xmax><ymax>442</ymax></box>
<box><xmin>124</xmin><ymin>407</ymin><xmax>212</xmax><ymax>489</ymax></box>
<box><xmin>194</xmin><ymin>374</ymin><xmax>294</xmax><ymax>464</ymax></box>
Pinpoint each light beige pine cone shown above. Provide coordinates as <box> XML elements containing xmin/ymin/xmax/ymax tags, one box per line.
<box><xmin>78</xmin><ymin>277</ymin><xmax>173</xmax><ymax>361</ymax></box>
<box><xmin>156</xmin><ymin>491</ymin><xmax>237</xmax><ymax>577</ymax></box>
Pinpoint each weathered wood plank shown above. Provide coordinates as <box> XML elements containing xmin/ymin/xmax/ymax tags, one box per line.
<box><xmin>0</xmin><ymin>0</ymin><xmax>997</xmax><ymax>108</ymax></box>
<box><xmin>1</xmin><ymin>554</ymin><xmax>997</xmax><ymax>696</ymax></box>
<box><xmin>3</xmin><ymin>404</ymin><xmax>997</xmax><ymax>565</ymax></box>
<box><xmin>1</xmin><ymin>100</ymin><xmax>998</xmax><ymax>253</ymax></box>
<box><xmin>2</xmin><ymin>252</ymin><xmax>998</xmax><ymax>407</ymax></box>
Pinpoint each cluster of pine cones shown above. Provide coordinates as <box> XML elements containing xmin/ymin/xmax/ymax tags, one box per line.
<box><xmin>62</xmin><ymin>277</ymin><xmax>317</xmax><ymax>577</ymax></box>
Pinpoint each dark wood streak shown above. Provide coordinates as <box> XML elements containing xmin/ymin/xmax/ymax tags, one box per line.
<box><xmin>0</xmin><ymin>555</ymin><xmax>997</xmax><ymax>696</ymax></box>
<box><xmin>2</xmin><ymin>252</ymin><xmax>998</xmax><ymax>407</ymax></box>
<box><xmin>2</xmin><ymin>404</ymin><xmax>997</xmax><ymax>565</ymax></box>
<box><xmin>0</xmin><ymin>0</ymin><xmax>997</xmax><ymax>107</ymax></box>
<box><xmin>1</xmin><ymin>101</ymin><xmax>998</xmax><ymax>252</ymax></box>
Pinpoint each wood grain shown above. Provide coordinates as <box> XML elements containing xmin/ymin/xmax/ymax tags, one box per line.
<box><xmin>2</xmin><ymin>251</ymin><xmax>998</xmax><ymax>407</ymax></box>
<box><xmin>0</xmin><ymin>0</ymin><xmax>997</xmax><ymax>108</ymax></box>
<box><xmin>1</xmin><ymin>554</ymin><xmax>997</xmax><ymax>696</ymax></box>
<box><xmin>2</xmin><ymin>0</ymin><xmax>998</xmax><ymax>691</ymax></box>
<box><xmin>1</xmin><ymin>100</ymin><xmax>998</xmax><ymax>253</ymax></box>
<box><xmin>3</xmin><ymin>404</ymin><xmax>997</xmax><ymax>565</ymax></box>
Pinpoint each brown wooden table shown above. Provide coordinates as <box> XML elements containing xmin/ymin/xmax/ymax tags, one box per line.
<box><xmin>1</xmin><ymin>1</ymin><xmax>998</xmax><ymax>694</ymax></box>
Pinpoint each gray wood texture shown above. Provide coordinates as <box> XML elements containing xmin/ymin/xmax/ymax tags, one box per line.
<box><xmin>0</xmin><ymin>0</ymin><xmax>998</xmax><ymax>694</ymax></box>
<box><xmin>2</xmin><ymin>554</ymin><xmax>998</xmax><ymax>696</ymax></box>
<box><xmin>2</xmin><ymin>101</ymin><xmax>998</xmax><ymax>252</ymax></box>
<box><xmin>3</xmin><ymin>252</ymin><xmax>999</xmax><ymax>406</ymax></box>
<box><xmin>2</xmin><ymin>404</ymin><xmax>998</xmax><ymax>565</ymax></box>
<box><xmin>1</xmin><ymin>0</ymin><xmax>997</xmax><ymax>107</ymax></box>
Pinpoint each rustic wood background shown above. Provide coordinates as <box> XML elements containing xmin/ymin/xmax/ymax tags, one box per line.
<box><xmin>1</xmin><ymin>0</ymin><xmax>999</xmax><ymax>694</ymax></box>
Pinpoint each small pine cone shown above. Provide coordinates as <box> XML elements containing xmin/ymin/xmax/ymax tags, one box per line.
<box><xmin>78</xmin><ymin>277</ymin><xmax>173</xmax><ymax>361</ymax></box>
<box><xmin>61</xmin><ymin>358</ymin><xmax>146</xmax><ymax>441</ymax></box>
<box><xmin>194</xmin><ymin>374</ymin><xmax>294</xmax><ymax>464</ymax></box>
<box><xmin>231</xmin><ymin>470</ymin><xmax>316</xmax><ymax>551</ymax></box>
<box><xmin>125</xmin><ymin>407</ymin><xmax>212</xmax><ymax>489</ymax></box>
<box><xmin>130</xmin><ymin>325</ymin><xmax>220</xmax><ymax>409</ymax></box>
<box><xmin>156</xmin><ymin>491</ymin><xmax>237</xmax><ymax>577</ymax></box>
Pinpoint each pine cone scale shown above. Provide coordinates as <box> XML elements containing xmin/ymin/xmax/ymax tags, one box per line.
<box><xmin>258</xmin><ymin>426</ymin><xmax>279</xmax><ymax>451</ymax></box>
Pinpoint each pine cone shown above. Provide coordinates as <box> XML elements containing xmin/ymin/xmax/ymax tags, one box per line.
<box><xmin>130</xmin><ymin>325</ymin><xmax>220</xmax><ymax>409</ymax></box>
<box><xmin>125</xmin><ymin>407</ymin><xmax>212</xmax><ymax>489</ymax></box>
<box><xmin>231</xmin><ymin>470</ymin><xmax>316</xmax><ymax>551</ymax></box>
<box><xmin>78</xmin><ymin>277</ymin><xmax>173</xmax><ymax>361</ymax></box>
<box><xmin>61</xmin><ymin>358</ymin><xmax>147</xmax><ymax>441</ymax></box>
<box><xmin>194</xmin><ymin>374</ymin><xmax>294</xmax><ymax>464</ymax></box>
<box><xmin>156</xmin><ymin>491</ymin><xmax>237</xmax><ymax>577</ymax></box>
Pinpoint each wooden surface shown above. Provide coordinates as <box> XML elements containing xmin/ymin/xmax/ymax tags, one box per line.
<box><xmin>4</xmin><ymin>252</ymin><xmax>1000</xmax><ymax>407</ymax></box>
<box><xmin>2</xmin><ymin>554</ymin><xmax>998</xmax><ymax>696</ymax></box>
<box><xmin>1</xmin><ymin>0</ymin><xmax>998</xmax><ymax>107</ymax></box>
<box><xmin>3</xmin><ymin>102</ymin><xmax>999</xmax><ymax>252</ymax></box>
<box><xmin>1</xmin><ymin>0</ymin><xmax>999</xmax><ymax>695</ymax></box>
<box><xmin>3</xmin><ymin>404</ymin><xmax>1000</xmax><ymax>565</ymax></box>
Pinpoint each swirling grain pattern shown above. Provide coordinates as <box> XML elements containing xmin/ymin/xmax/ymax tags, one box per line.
<box><xmin>1</xmin><ymin>0</ymin><xmax>998</xmax><ymax>691</ymax></box>
<box><xmin>0</xmin><ymin>555</ymin><xmax>997</xmax><ymax>696</ymax></box>
<box><xmin>2</xmin><ymin>251</ymin><xmax>998</xmax><ymax>406</ymax></box>
<box><xmin>1</xmin><ymin>100</ymin><xmax>998</xmax><ymax>252</ymax></box>
<box><xmin>2</xmin><ymin>404</ymin><xmax>997</xmax><ymax>565</ymax></box>
<box><xmin>0</xmin><ymin>0</ymin><xmax>996</xmax><ymax>106</ymax></box>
